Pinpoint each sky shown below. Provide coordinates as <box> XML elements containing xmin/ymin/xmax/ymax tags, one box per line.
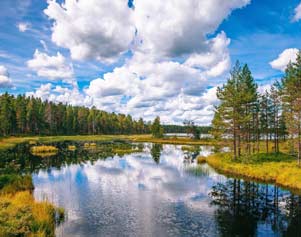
<box><xmin>0</xmin><ymin>0</ymin><xmax>301</xmax><ymax>125</ymax></box>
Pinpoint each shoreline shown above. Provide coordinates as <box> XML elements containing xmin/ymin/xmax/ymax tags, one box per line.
<box><xmin>0</xmin><ymin>134</ymin><xmax>221</xmax><ymax>150</ymax></box>
<box><xmin>203</xmin><ymin>153</ymin><xmax>301</xmax><ymax>194</ymax></box>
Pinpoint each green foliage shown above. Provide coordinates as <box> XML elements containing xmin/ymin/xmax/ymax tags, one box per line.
<box><xmin>215</xmin><ymin>61</ymin><xmax>258</xmax><ymax>158</ymax></box>
<box><xmin>0</xmin><ymin>174</ymin><xmax>33</xmax><ymax>195</ymax></box>
<box><xmin>150</xmin><ymin>143</ymin><xmax>163</xmax><ymax>164</ymax></box>
<box><xmin>151</xmin><ymin>116</ymin><xmax>164</xmax><ymax>138</ymax></box>
<box><xmin>183</xmin><ymin>120</ymin><xmax>200</xmax><ymax>139</ymax></box>
<box><xmin>0</xmin><ymin>94</ymin><xmax>150</xmax><ymax>137</ymax></box>
<box><xmin>281</xmin><ymin>50</ymin><xmax>301</xmax><ymax>163</ymax></box>
<box><xmin>163</xmin><ymin>124</ymin><xmax>211</xmax><ymax>134</ymax></box>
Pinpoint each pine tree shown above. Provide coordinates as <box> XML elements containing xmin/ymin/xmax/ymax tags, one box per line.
<box><xmin>151</xmin><ymin>116</ymin><xmax>164</xmax><ymax>138</ymax></box>
<box><xmin>215</xmin><ymin>61</ymin><xmax>258</xmax><ymax>158</ymax></box>
<box><xmin>281</xmin><ymin>51</ymin><xmax>301</xmax><ymax>165</ymax></box>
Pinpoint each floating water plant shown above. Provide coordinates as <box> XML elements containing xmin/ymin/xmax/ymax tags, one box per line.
<box><xmin>30</xmin><ymin>145</ymin><xmax>58</xmax><ymax>156</ymax></box>
<box><xmin>68</xmin><ymin>145</ymin><xmax>76</xmax><ymax>151</ymax></box>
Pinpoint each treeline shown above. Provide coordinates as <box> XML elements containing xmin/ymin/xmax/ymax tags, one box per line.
<box><xmin>213</xmin><ymin>51</ymin><xmax>301</xmax><ymax>163</ymax></box>
<box><xmin>163</xmin><ymin>124</ymin><xmax>211</xmax><ymax>134</ymax></box>
<box><xmin>0</xmin><ymin>93</ymin><xmax>150</xmax><ymax>136</ymax></box>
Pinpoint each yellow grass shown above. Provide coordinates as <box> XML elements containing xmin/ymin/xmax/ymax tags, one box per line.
<box><xmin>0</xmin><ymin>175</ymin><xmax>64</xmax><ymax>237</ymax></box>
<box><xmin>205</xmin><ymin>153</ymin><xmax>301</xmax><ymax>192</ymax></box>
<box><xmin>0</xmin><ymin>135</ymin><xmax>218</xmax><ymax>150</ymax></box>
<box><xmin>67</xmin><ymin>145</ymin><xmax>76</xmax><ymax>151</ymax></box>
<box><xmin>30</xmin><ymin>145</ymin><xmax>58</xmax><ymax>154</ymax></box>
<box><xmin>197</xmin><ymin>156</ymin><xmax>207</xmax><ymax>164</ymax></box>
<box><xmin>0</xmin><ymin>191</ymin><xmax>59</xmax><ymax>237</ymax></box>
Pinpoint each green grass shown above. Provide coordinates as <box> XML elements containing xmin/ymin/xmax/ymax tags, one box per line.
<box><xmin>0</xmin><ymin>174</ymin><xmax>33</xmax><ymax>195</ymax></box>
<box><xmin>205</xmin><ymin>152</ymin><xmax>301</xmax><ymax>192</ymax></box>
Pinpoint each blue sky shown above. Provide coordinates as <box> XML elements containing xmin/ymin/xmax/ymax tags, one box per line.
<box><xmin>0</xmin><ymin>0</ymin><xmax>300</xmax><ymax>124</ymax></box>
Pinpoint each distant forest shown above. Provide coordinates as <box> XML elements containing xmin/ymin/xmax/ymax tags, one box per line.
<box><xmin>0</xmin><ymin>93</ymin><xmax>210</xmax><ymax>137</ymax></box>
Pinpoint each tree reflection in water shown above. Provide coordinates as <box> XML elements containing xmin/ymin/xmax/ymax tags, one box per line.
<box><xmin>150</xmin><ymin>143</ymin><xmax>163</xmax><ymax>164</ymax></box>
<box><xmin>210</xmin><ymin>179</ymin><xmax>301</xmax><ymax>236</ymax></box>
<box><xmin>0</xmin><ymin>141</ymin><xmax>144</xmax><ymax>174</ymax></box>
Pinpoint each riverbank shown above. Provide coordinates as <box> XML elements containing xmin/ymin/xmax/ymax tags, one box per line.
<box><xmin>203</xmin><ymin>152</ymin><xmax>301</xmax><ymax>192</ymax></box>
<box><xmin>0</xmin><ymin>174</ymin><xmax>64</xmax><ymax>236</ymax></box>
<box><xmin>0</xmin><ymin>134</ymin><xmax>219</xmax><ymax>150</ymax></box>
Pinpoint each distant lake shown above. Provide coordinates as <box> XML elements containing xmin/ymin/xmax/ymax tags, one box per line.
<box><xmin>1</xmin><ymin>141</ymin><xmax>301</xmax><ymax>236</ymax></box>
<box><xmin>165</xmin><ymin>133</ymin><xmax>213</xmax><ymax>139</ymax></box>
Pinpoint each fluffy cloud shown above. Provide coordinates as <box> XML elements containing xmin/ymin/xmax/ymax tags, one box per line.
<box><xmin>44</xmin><ymin>0</ymin><xmax>135</xmax><ymax>62</ymax></box>
<box><xmin>0</xmin><ymin>65</ymin><xmax>13</xmax><ymax>88</ymax></box>
<box><xmin>26</xmin><ymin>83</ymin><xmax>92</xmax><ymax>106</ymax></box>
<box><xmin>27</xmin><ymin>49</ymin><xmax>74</xmax><ymax>82</ymax></box>
<box><xmin>269</xmin><ymin>48</ymin><xmax>299</xmax><ymax>71</ymax></box>
<box><xmin>133</xmin><ymin>0</ymin><xmax>250</xmax><ymax>58</ymax></box>
<box><xmin>44</xmin><ymin>0</ymin><xmax>249</xmax><ymax>62</ymax></box>
<box><xmin>84</xmin><ymin>52</ymin><xmax>220</xmax><ymax>124</ymax></box>
<box><xmin>293</xmin><ymin>2</ymin><xmax>301</xmax><ymax>22</ymax></box>
<box><xmin>41</xmin><ymin>0</ymin><xmax>251</xmax><ymax>124</ymax></box>
<box><xmin>17</xmin><ymin>22</ymin><xmax>30</xmax><ymax>32</ymax></box>
<box><xmin>184</xmin><ymin>32</ymin><xmax>231</xmax><ymax>77</ymax></box>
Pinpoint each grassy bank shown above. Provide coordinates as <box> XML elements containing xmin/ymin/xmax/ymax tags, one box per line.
<box><xmin>203</xmin><ymin>152</ymin><xmax>301</xmax><ymax>192</ymax></box>
<box><xmin>0</xmin><ymin>134</ymin><xmax>218</xmax><ymax>150</ymax></box>
<box><xmin>0</xmin><ymin>174</ymin><xmax>64</xmax><ymax>237</ymax></box>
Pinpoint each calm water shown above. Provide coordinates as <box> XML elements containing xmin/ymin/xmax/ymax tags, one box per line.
<box><xmin>1</xmin><ymin>141</ymin><xmax>301</xmax><ymax>236</ymax></box>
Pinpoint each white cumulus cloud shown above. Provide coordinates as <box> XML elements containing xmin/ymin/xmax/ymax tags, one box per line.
<box><xmin>269</xmin><ymin>48</ymin><xmax>299</xmax><ymax>72</ymax></box>
<box><xmin>26</xmin><ymin>83</ymin><xmax>92</xmax><ymax>107</ymax></box>
<box><xmin>39</xmin><ymin>0</ymin><xmax>251</xmax><ymax>124</ymax></box>
<box><xmin>44</xmin><ymin>0</ymin><xmax>249</xmax><ymax>63</ymax></box>
<box><xmin>133</xmin><ymin>0</ymin><xmax>250</xmax><ymax>58</ymax></box>
<box><xmin>44</xmin><ymin>0</ymin><xmax>135</xmax><ymax>62</ymax></box>
<box><xmin>0</xmin><ymin>65</ymin><xmax>13</xmax><ymax>88</ymax></box>
<box><xmin>27</xmin><ymin>49</ymin><xmax>74</xmax><ymax>82</ymax></box>
<box><xmin>85</xmin><ymin>52</ymin><xmax>221</xmax><ymax>124</ymax></box>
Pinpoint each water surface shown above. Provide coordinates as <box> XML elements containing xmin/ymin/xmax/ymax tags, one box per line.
<box><xmin>1</xmin><ymin>142</ymin><xmax>301</xmax><ymax>236</ymax></box>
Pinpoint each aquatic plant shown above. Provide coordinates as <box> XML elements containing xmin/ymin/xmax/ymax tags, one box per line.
<box><xmin>181</xmin><ymin>145</ymin><xmax>197</xmax><ymax>152</ymax></box>
<box><xmin>31</xmin><ymin>146</ymin><xmax>58</xmax><ymax>154</ymax></box>
<box><xmin>67</xmin><ymin>145</ymin><xmax>76</xmax><ymax>151</ymax></box>
<box><xmin>84</xmin><ymin>143</ymin><xmax>97</xmax><ymax>149</ymax></box>
<box><xmin>197</xmin><ymin>156</ymin><xmax>207</xmax><ymax>164</ymax></box>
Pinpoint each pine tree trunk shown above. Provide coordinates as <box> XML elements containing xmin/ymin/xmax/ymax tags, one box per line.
<box><xmin>233</xmin><ymin>125</ymin><xmax>237</xmax><ymax>160</ymax></box>
<box><xmin>266</xmin><ymin>134</ymin><xmax>269</xmax><ymax>153</ymax></box>
<box><xmin>238</xmin><ymin>132</ymin><xmax>241</xmax><ymax>157</ymax></box>
<box><xmin>298</xmin><ymin>120</ymin><xmax>301</xmax><ymax>166</ymax></box>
